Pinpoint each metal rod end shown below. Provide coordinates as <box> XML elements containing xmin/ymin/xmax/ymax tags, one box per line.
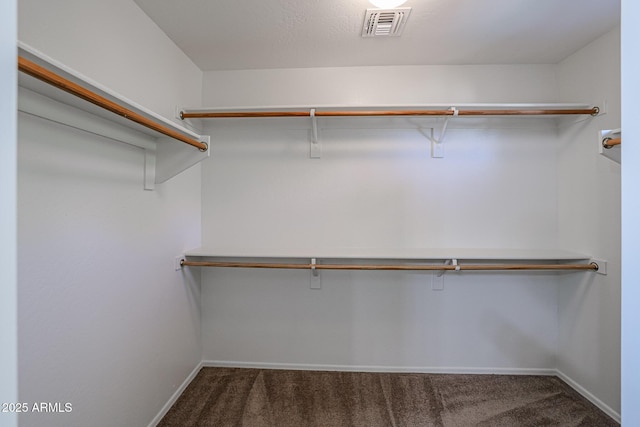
<box><xmin>590</xmin><ymin>262</ymin><xmax>599</xmax><ymax>271</ymax></box>
<box><xmin>591</xmin><ymin>106</ymin><xmax>600</xmax><ymax>116</ymax></box>
<box><xmin>199</xmin><ymin>141</ymin><xmax>209</xmax><ymax>152</ymax></box>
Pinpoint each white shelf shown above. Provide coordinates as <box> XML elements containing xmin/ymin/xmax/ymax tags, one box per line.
<box><xmin>17</xmin><ymin>42</ymin><xmax>210</xmax><ymax>190</ymax></box>
<box><xmin>182</xmin><ymin>103</ymin><xmax>597</xmax><ymax>133</ymax></box>
<box><xmin>184</xmin><ymin>247</ymin><xmax>591</xmax><ymax>261</ymax></box>
<box><xmin>182</xmin><ymin>103</ymin><xmax>595</xmax><ymax>113</ymax></box>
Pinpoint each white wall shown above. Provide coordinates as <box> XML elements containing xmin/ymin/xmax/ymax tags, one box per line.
<box><xmin>556</xmin><ymin>27</ymin><xmax>621</xmax><ymax>418</ymax></box>
<box><xmin>621</xmin><ymin>1</ymin><xmax>640</xmax><ymax>424</ymax></box>
<box><xmin>18</xmin><ymin>0</ymin><xmax>202</xmax><ymax>124</ymax></box>
<box><xmin>203</xmin><ymin>64</ymin><xmax>558</xmax><ymax>108</ymax></box>
<box><xmin>0</xmin><ymin>0</ymin><xmax>17</xmax><ymax>426</ymax></box>
<box><xmin>17</xmin><ymin>1</ymin><xmax>203</xmax><ymax>426</ymax></box>
<box><xmin>199</xmin><ymin>65</ymin><xmax>566</xmax><ymax>372</ymax></box>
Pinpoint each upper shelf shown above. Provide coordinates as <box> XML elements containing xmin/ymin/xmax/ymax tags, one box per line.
<box><xmin>180</xmin><ymin>104</ymin><xmax>599</xmax><ymax>119</ymax></box>
<box><xmin>17</xmin><ymin>42</ymin><xmax>211</xmax><ymax>190</ymax></box>
<box><xmin>179</xmin><ymin>105</ymin><xmax>599</xmax><ymax>150</ymax></box>
<box><xmin>184</xmin><ymin>247</ymin><xmax>591</xmax><ymax>261</ymax></box>
<box><xmin>180</xmin><ymin>104</ymin><xmax>599</xmax><ymax>130</ymax></box>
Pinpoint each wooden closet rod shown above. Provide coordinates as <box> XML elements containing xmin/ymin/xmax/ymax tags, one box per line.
<box><xmin>180</xmin><ymin>107</ymin><xmax>599</xmax><ymax>119</ymax></box>
<box><xmin>180</xmin><ymin>260</ymin><xmax>599</xmax><ymax>272</ymax></box>
<box><xmin>603</xmin><ymin>137</ymin><xmax>621</xmax><ymax>148</ymax></box>
<box><xmin>18</xmin><ymin>56</ymin><xmax>208</xmax><ymax>151</ymax></box>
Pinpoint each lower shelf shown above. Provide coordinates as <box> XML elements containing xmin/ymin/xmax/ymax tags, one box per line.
<box><xmin>181</xmin><ymin>247</ymin><xmax>601</xmax><ymax>273</ymax></box>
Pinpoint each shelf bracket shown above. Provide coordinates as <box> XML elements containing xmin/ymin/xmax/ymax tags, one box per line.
<box><xmin>144</xmin><ymin>148</ymin><xmax>156</xmax><ymax>191</ymax></box>
<box><xmin>436</xmin><ymin>259</ymin><xmax>450</xmax><ymax>278</ymax></box>
<box><xmin>310</xmin><ymin>108</ymin><xmax>321</xmax><ymax>159</ymax></box>
<box><xmin>432</xmin><ymin>259</ymin><xmax>454</xmax><ymax>290</ymax></box>
<box><xmin>310</xmin><ymin>258</ymin><xmax>322</xmax><ymax>289</ymax></box>
<box><xmin>430</xmin><ymin>107</ymin><xmax>457</xmax><ymax>158</ymax></box>
<box><xmin>432</xmin><ymin>270</ymin><xmax>444</xmax><ymax>290</ymax></box>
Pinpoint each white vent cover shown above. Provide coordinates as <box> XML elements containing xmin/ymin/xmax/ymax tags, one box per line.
<box><xmin>362</xmin><ymin>8</ymin><xmax>411</xmax><ymax>37</ymax></box>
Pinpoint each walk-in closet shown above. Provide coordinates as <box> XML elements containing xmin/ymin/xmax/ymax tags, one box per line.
<box><xmin>3</xmin><ymin>0</ymin><xmax>639</xmax><ymax>426</ymax></box>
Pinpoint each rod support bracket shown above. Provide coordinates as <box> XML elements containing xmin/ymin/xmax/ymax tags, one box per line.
<box><xmin>310</xmin><ymin>109</ymin><xmax>321</xmax><ymax>159</ymax></box>
<box><xmin>310</xmin><ymin>258</ymin><xmax>322</xmax><ymax>289</ymax></box>
<box><xmin>430</xmin><ymin>107</ymin><xmax>457</xmax><ymax>158</ymax></box>
<box><xmin>591</xmin><ymin>259</ymin><xmax>607</xmax><ymax>275</ymax></box>
<box><xmin>144</xmin><ymin>148</ymin><xmax>156</xmax><ymax>191</ymax></box>
<box><xmin>175</xmin><ymin>255</ymin><xmax>185</xmax><ymax>271</ymax></box>
<box><xmin>433</xmin><ymin>258</ymin><xmax>457</xmax><ymax>290</ymax></box>
<box><xmin>436</xmin><ymin>259</ymin><xmax>452</xmax><ymax>277</ymax></box>
<box><xmin>598</xmin><ymin>128</ymin><xmax>621</xmax><ymax>163</ymax></box>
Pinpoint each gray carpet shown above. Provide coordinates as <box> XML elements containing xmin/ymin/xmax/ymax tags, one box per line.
<box><xmin>158</xmin><ymin>368</ymin><xmax>618</xmax><ymax>426</ymax></box>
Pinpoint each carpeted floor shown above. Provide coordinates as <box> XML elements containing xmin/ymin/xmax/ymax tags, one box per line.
<box><xmin>157</xmin><ymin>367</ymin><xmax>618</xmax><ymax>426</ymax></box>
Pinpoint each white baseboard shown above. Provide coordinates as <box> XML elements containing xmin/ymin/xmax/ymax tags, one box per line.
<box><xmin>202</xmin><ymin>359</ymin><xmax>556</xmax><ymax>376</ymax></box>
<box><xmin>148</xmin><ymin>361</ymin><xmax>203</xmax><ymax>427</ymax></box>
<box><xmin>556</xmin><ymin>369</ymin><xmax>621</xmax><ymax>424</ymax></box>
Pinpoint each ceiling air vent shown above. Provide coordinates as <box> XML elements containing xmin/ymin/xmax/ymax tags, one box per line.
<box><xmin>362</xmin><ymin>8</ymin><xmax>411</xmax><ymax>37</ymax></box>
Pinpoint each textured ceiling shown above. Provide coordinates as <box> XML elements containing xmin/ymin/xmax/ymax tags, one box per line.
<box><xmin>133</xmin><ymin>0</ymin><xmax>620</xmax><ymax>71</ymax></box>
